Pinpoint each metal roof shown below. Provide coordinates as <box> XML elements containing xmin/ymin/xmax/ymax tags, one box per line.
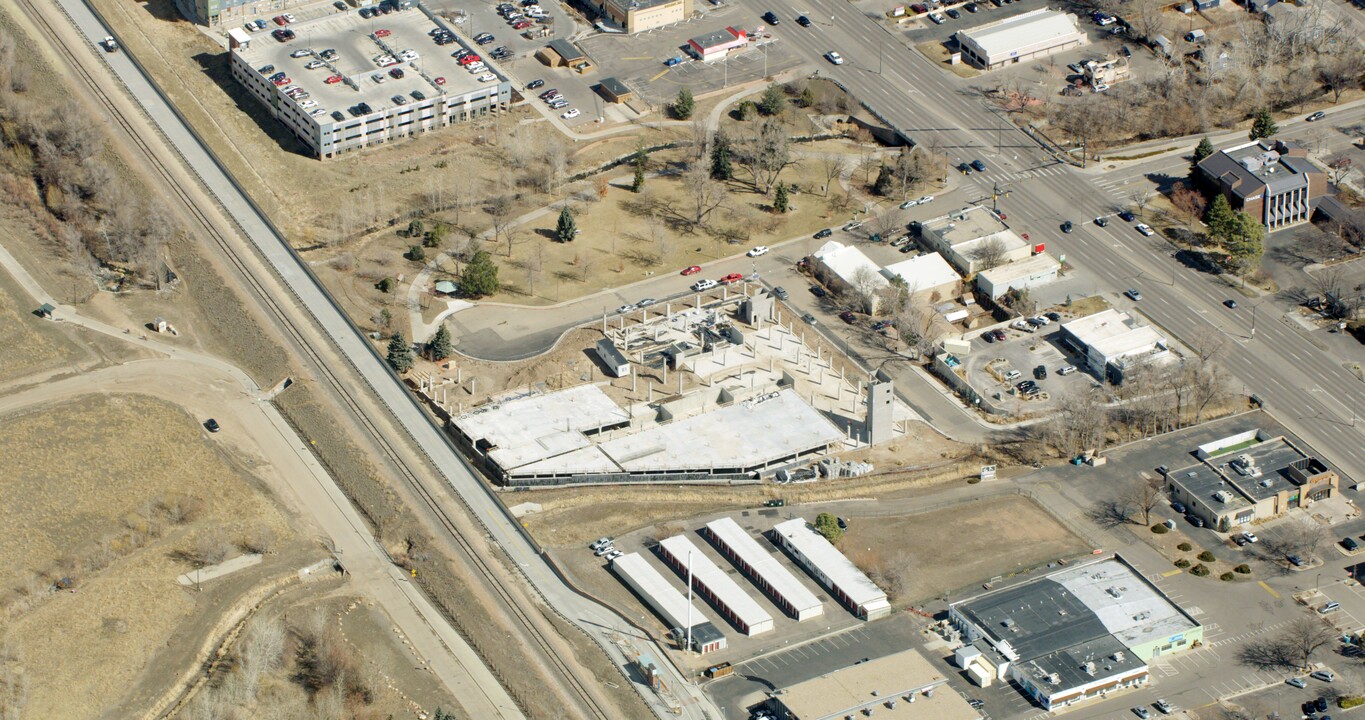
<box><xmin>611</xmin><ymin>552</ymin><xmax>710</xmax><ymax>631</ymax></box>
<box><xmin>812</xmin><ymin>241</ymin><xmax>889</xmax><ymax>290</ymax></box>
<box><xmin>773</xmin><ymin>518</ymin><xmax>889</xmax><ymax>613</ymax></box>
<box><xmin>881</xmin><ymin>253</ymin><xmax>961</xmax><ymax>292</ymax></box>
<box><xmin>704</xmin><ymin>517</ymin><xmax>823</xmax><ymax>617</ymax></box>
<box><xmin>659</xmin><ymin>535</ymin><xmax>773</xmax><ymax>633</ymax></box>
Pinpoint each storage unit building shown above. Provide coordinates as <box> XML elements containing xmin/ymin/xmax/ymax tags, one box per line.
<box><xmin>953</xmin><ymin>9</ymin><xmax>1088</xmax><ymax>70</ymax></box>
<box><xmin>772</xmin><ymin>518</ymin><xmax>890</xmax><ymax>620</ymax></box>
<box><xmin>704</xmin><ymin>518</ymin><xmax>823</xmax><ymax>621</ymax></box>
<box><xmin>657</xmin><ymin>535</ymin><xmax>774</xmax><ymax>635</ymax></box>
<box><xmin>611</xmin><ymin>552</ymin><xmax>726</xmax><ymax>653</ymax></box>
<box><xmin>594</xmin><ymin>339</ymin><xmax>631</xmax><ymax>377</ymax></box>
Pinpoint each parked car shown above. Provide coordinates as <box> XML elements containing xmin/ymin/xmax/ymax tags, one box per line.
<box><xmin>964</xmin><ymin>2</ymin><xmax>979</xmax><ymax>10</ymax></box>
<box><xmin>681</xmin><ymin>265</ymin><xmax>702</xmax><ymax>275</ymax></box>
<box><xmin>692</xmin><ymin>279</ymin><xmax>718</xmax><ymax>291</ymax></box>
<box><xmin>1311</xmin><ymin>669</ymin><xmax>1335</xmax><ymax>682</ymax></box>
<box><xmin>526</xmin><ymin>79</ymin><xmax>545</xmax><ymax>89</ymax></box>
<box><xmin>842</xmin><ymin>221</ymin><xmax>864</xmax><ymax>231</ymax></box>
<box><xmin>720</xmin><ymin>273</ymin><xmax>745</xmax><ymax>284</ymax></box>
<box><xmin>945</xmin><ymin>7</ymin><xmax>960</xmax><ymax>17</ymax></box>
<box><xmin>928</xmin><ymin>12</ymin><xmax>945</xmax><ymax>22</ymax></box>
<box><xmin>1321</xmin><ymin>601</ymin><xmax>1343</xmax><ymax>614</ymax></box>
<box><xmin>1136</xmin><ymin>223</ymin><xmax>1155</xmax><ymax>236</ymax></box>
<box><xmin>560</xmin><ymin>108</ymin><xmax>580</xmax><ymax>119</ymax></box>
<box><xmin>747</xmin><ymin>245</ymin><xmax>769</xmax><ymax>257</ymax></box>
<box><xmin>772</xmin><ymin>287</ymin><xmax>788</xmax><ymax>300</ymax></box>
<box><xmin>839</xmin><ymin>311</ymin><xmax>857</xmax><ymax>324</ymax></box>
<box><xmin>1153</xmin><ymin>700</ymin><xmax>1175</xmax><ymax>715</ymax></box>
<box><xmin>802</xmin><ymin>312</ymin><xmax>818</xmax><ymax>324</ymax></box>
<box><xmin>1132</xmin><ymin>707</ymin><xmax>1151</xmax><ymax>719</ymax></box>
<box><xmin>810</xmin><ymin>286</ymin><xmax>827</xmax><ymax>298</ymax></box>
<box><xmin>814</xmin><ymin>228</ymin><xmax>832</xmax><ymax>239</ymax></box>
<box><xmin>1034</xmin><ymin>365</ymin><xmax>1048</xmax><ymax>379</ymax></box>
<box><xmin>204</xmin><ymin>418</ymin><xmax>220</xmax><ymax>433</ymax></box>
<box><xmin>1286</xmin><ymin>677</ymin><xmax>1308</xmax><ymax>689</ymax></box>
<box><xmin>1241</xmin><ymin>531</ymin><xmax>1258</xmax><ymax>543</ymax></box>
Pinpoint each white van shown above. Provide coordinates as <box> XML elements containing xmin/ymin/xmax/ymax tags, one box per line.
<box><xmin>1311</xmin><ymin>669</ymin><xmax>1335</xmax><ymax>682</ymax></box>
<box><xmin>692</xmin><ymin>278</ymin><xmax>718</xmax><ymax>292</ymax></box>
<box><xmin>1004</xmin><ymin>370</ymin><xmax>1022</xmax><ymax>381</ymax></box>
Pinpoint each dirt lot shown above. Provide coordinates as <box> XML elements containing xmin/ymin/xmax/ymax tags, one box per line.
<box><xmin>521</xmin><ymin>438</ymin><xmax>974</xmax><ymax>549</ymax></box>
<box><xmin>839</xmin><ymin>494</ymin><xmax>1092</xmax><ymax>604</ymax></box>
<box><xmin>0</xmin><ymin>267</ymin><xmax>85</xmax><ymax>386</ymax></box>
<box><xmin>0</xmin><ymin>393</ymin><xmax>302</xmax><ymax>720</ymax></box>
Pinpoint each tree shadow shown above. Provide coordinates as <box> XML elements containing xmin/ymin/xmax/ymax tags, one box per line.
<box><xmin>1236</xmin><ymin>637</ymin><xmax>1298</xmax><ymax>671</ymax></box>
<box><xmin>1144</xmin><ymin>171</ymin><xmax>1184</xmax><ymax>196</ymax></box>
<box><xmin>1087</xmin><ymin>499</ymin><xmax>1137</xmax><ymax>529</ymax></box>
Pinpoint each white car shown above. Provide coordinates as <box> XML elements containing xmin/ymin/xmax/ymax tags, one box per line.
<box><xmin>825</xmin><ymin>51</ymin><xmax>843</xmax><ymax>65</ymax></box>
<box><xmin>377</xmin><ymin>56</ymin><xmax>398</xmax><ymax>67</ymax></box>
<box><xmin>561</xmin><ymin>108</ymin><xmax>580</xmax><ymax>119</ymax></box>
<box><xmin>478</xmin><ymin>73</ymin><xmax>498</xmax><ymax>83</ymax></box>
<box><xmin>371</xmin><ymin>73</ymin><xmax>387</xmax><ymax>83</ymax></box>
<box><xmin>1135</xmin><ymin>223</ymin><xmax>1155</xmax><ymax>236</ymax></box>
<box><xmin>400</xmin><ymin>50</ymin><xmax>419</xmax><ymax>61</ymax></box>
<box><xmin>1241</xmin><ymin>531</ymin><xmax>1259</xmax><ymax>543</ymax></box>
<box><xmin>916</xmin><ymin>195</ymin><xmax>934</xmax><ymax>205</ymax></box>
<box><xmin>290</xmin><ymin>48</ymin><xmax>313</xmax><ymax>58</ymax></box>
<box><xmin>282</xmin><ymin>12</ymin><xmax>296</xmax><ymax>22</ymax></box>
<box><xmin>616</xmin><ymin>304</ymin><xmax>637</xmax><ymax>315</ymax></box>
<box><xmin>692</xmin><ymin>278</ymin><xmax>718</xmax><ymax>292</ymax></box>
<box><xmin>467</xmin><ymin>62</ymin><xmax>487</xmax><ymax>73</ymax></box>
<box><xmin>928</xmin><ymin>11</ymin><xmax>944</xmax><ymax>23</ymax></box>
<box><xmin>747</xmin><ymin>246</ymin><xmax>769</xmax><ymax>257</ymax></box>
<box><xmin>298</xmin><ymin>99</ymin><xmax>317</xmax><ymax>108</ymax></box>
<box><xmin>305</xmin><ymin>60</ymin><xmax>325</xmax><ymax>69</ymax></box>
<box><xmin>310</xmin><ymin>108</ymin><xmax>328</xmax><ymax>117</ymax></box>
<box><xmin>1092</xmin><ymin>82</ymin><xmax>1110</xmax><ymax>93</ymax></box>
<box><xmin>899</xmin><ymin>195</ymin><xmax>934</xmax><ymax>209</ymax></box>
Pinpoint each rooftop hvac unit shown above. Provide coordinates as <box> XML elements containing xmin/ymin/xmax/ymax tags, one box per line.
<box><xmin>1083</xmin><ymin>661</ymin><xmax>1097</xmax><ymax>676</ymax></box>
<box><xmin>1049</xmin><ymin>673</ymin><xmax>1062</xmax><ymax>685</ymax></box>
<box><xmin>1112</xmin><ymin>651</ymin><xmax>1125</xmax><ymax>662</ymax></box>
<box><xmin>1214</xmin><ymin>490</ymin><xmax>1234</xmax><ymax>504</ymax></box>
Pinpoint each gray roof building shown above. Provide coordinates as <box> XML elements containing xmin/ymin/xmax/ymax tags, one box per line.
<box><xmin>1197</xmin><ymin>138</ymin><xmax>1327</xmax><ymax>229</ymax></box>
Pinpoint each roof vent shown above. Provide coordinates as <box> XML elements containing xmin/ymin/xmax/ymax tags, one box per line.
<box><xmin>1113</xmin><ymin>651</ymin><xmax>1125</xmax><ymax>662</ymax></box>
<box><xmin>1083</xmin><ymin>661</ymin><xmax>1097</xmax><ymax>676</ymax></box>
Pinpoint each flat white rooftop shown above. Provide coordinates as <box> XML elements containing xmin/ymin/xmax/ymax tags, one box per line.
<box><xmin>659</xmin><ymin>535</ymin><xmax>773</xmax><ymax>634</ymax></box>
<box><xmin>773</xmin><ymin>518</ymin><xmax>889</xmax><ymax>614</ymax></box>
<box><xmin>776</xmin><ymin>648</ymin><xmax>976</xmax><ymax>720</ymax></box>
<box><xmin>1063</xmin><ymin>309</ymin><xmax>1167</xmax><ymax>361</ymax></box>
<box><xmin>1051</xmin><ymin>559</ymin><xmax>1199</xmax><ymax>647</ymax></box>
<box><xmin>611</xmin><ymin>552</ymin><xmax>709</xmax><ymax>632</ymax></box>
<box><xmin>881</xmin><ymin>253</ymin><xmax>961</xmax><ymax>292</ymax></box>
<box><xmin>452</xmin><ymin>385</ymin><xmax>630</xmax><ymax>471</ymax></box>
<box><xmin>596</xmin><ymin>388</ymin><xmax>842</xmax><ymax>473</ymax></box>
<box><xmin>959</xmin><ymin>8</ymin><xmax>1086</xmax><ymax>61</ymax></box>
<box><xmin>813</xmin><ymin>241</ymin><xmax>890</xmax><ymax>290</ymax></box>
<box><xmin>705</xmin><ymin>517</ymin><xmax>823</xmax><ymax>617</ymax></box>
<box><xmin>976</xmin><ymin>252</ymin><xmax>1060</xmax><ymax>284</ymax></box>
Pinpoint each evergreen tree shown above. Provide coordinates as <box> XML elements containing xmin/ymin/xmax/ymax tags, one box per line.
<box><xmin>814</xmin><ymin>512</ymin><xmax>843</xmax><ymax>543</ymax></box>
<box><xmin>710</xmin><ymin>134</ymin><xmax>733</xmax><ymax>180</ymax></box>
<box><xmin>737</xmin><ymin>101</ymin><xmax>757</xmax><ymax>121</ymax></box>
<box><xmin>427</xmin><ymin>325</ymin><xmax>453</xmax><ymax>361</ymax></box>
<box><xmin>1204</xmin><ymin>193</ymin><xmax>1235</xmax><ymax>240</ymax></box>
<box><xmin>758</xmin><ymin>84</ymin><xmax>786</xmax><ymax>116</ymax></box>
<box><xmin>873</xmin><ymin>165</ymin><xmax>894</xmax><ymax>196</ymax></box>
<box><xmin>672</xmin><ymin>87</ymin><xmax>694</xmax><ymax>120</ymax></box>
<box><xmin>1227</xmin><ymin>211</ymin><xmax>1266</xmax><ymax>274</ymax></box>
<box><xmin>555</xmin><ymin>206</ymin><xmax>577</xmax><ymax>243</ymax></box>
<box><xmin>773</xmin><ymin>182</ymin><xmax>790</xmax><ymax>213</ymax></box>
<box><xmin>1191</xmin><ymin>136</ymin><xmax>1215</xmax><ymax>178</ymax></box>
<box><xmin>799</xmin><ymin>86</ymin><xmax>816</xmax><ymax>108</ymax></box>
<box><xmin>1249</xmin><ymin>108</ymin><xmax>1278</xmax><ymax>140</ymax></box>
<box><xmin>631</xmin><ymin>146</ymin><xmax>648</xmax><ymax>193</ymax></box>
<box><xmin>407</xmin><ymin>244</ymin><xmax>426</xmax><ymax>262</ymax></box>
<box><xmin>459</xmin><ymin>249</ymin><xmax>500</xmax><ymax>297</ymax></box>
<box><xmin>386</xmin><ymin>332</ymin><xmax>414</xmax><ymax>373</ymax></box>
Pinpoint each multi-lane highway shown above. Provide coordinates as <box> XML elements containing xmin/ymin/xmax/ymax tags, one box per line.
<box><xmin>757</xmin><ymin>2</ymin><xmax>1365</xmax><ymax>483</ymax></box>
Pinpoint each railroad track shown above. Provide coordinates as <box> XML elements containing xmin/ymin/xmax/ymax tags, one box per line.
<box><xmin>14</xmin><ymin>3</ymin><xmax>612</xmax><ymax>718</ymax></box>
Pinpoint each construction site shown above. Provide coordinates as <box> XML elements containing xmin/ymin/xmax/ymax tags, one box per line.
<box><xmin>433</xmin><ymin>287</ymin><xmax>918</xmax><ymax>486</ymax></box>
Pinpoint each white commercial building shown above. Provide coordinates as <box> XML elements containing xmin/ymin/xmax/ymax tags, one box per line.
<box><xmin>657</xmin><ymin>535</ymin><xmax>774</xmax><ymax>635</ymax></box>
<box><xmin>1058</xmin><ymin>309</ymin><xmax>1171</xmax><ymax>384</ymax></box>
<box><xmin>881</xmin><ymin>253</ymin><xmax>962</xmax><ymax>302</ymax></box>
<box><xmin>611</xmin><ymin>552</ymin><xmax>726</xmax><ymax>653</ymax></box>
<box><xmin>975</xmin><ymin>252</ymin><xmax>1061</xmax><ymax>299</ymax></box>
<box><xmin>810</xmin><ymin>241</ymin><xmax>890</xmax><ymax>313</ymax></box>
<box><xmin>955</xmin><ymin>8</ymin><xmax>1089</xmax><ymax>70</ymax></box>
<box><xmin>772</xmin><ymin>518</ymin><xmax>891</xmax><ymax>620</ymax></box>
<box><xmin>228</xmin><ymin>10</ymin><xmax>511</xmax><ymax>159</ymax></box>
<box><xmin>920</xmin><ymin>207</ymin><xmax>1032</xmax><ymax>275</ymax></box>
<box><xmin>703</xmin><ymin>517</ymin><xmax>824</xmax><ymax>621</ymax></box>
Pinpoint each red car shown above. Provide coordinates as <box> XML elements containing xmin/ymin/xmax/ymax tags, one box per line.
<box><xmin>459</xmin><ymin>54</ymin><xmax>481</xmax><ymax>65</ymax></box>
<box><xmin>273</xmin><ymin>15</ymin><xmax>287</xmax><ymax>25</ymax></box>
<box><xmin>374</xmin><ymin>29</ymin><xmax>391</xmax><ymax>37</ymax></box>
<box><xmin>434</xmin><ymin>76</ymin><xmax>446</xmax><ymax>85</ymax></box>
<box><xmin>273</xmin><ymin>76</ymin><xmax>291</xmax><ymax>86</ymax></box>
<box><xmin>681</xmin><ymin>265</ymin><xmax>702</xmax><ymax>276</ymax></box>
<box><xmin>325</xmin><ymin>75</ymin><xmax>343</xmax><ymax>84</ymax></box>
<box><xmin>513</xmin><ymin>20</ymin><xmax>533</xmax><ymax>29</ymax></box>
<box><xmin>720</xmin><ymin>273</ymin><xmax>744</xmax><ymax>284</ymax></box>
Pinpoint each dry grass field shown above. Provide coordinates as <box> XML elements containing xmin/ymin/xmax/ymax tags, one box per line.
<box><xmin>0</xmin><ymin>393</ymin><xmax>300</xmax><ymax>720</ymax></box>
<box><xmin>840</xmin><ymin>494</ymin><xmax>1092</xmax><ymax>604</ymax></box>
<box><xmin>0</xmin><ymin>269</ymin><xmax>83</xmax><ymax>386</ymax></box>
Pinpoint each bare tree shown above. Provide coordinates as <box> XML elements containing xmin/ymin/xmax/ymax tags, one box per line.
<box><xmin>869</xmin><ymin>208</ymin><xmax>905</xmax><ymax>242</ymax></box>
<box><xmin>1129</xmin><ymin>190</ymin><xmax>1154</xmax><ymax>219</ymax></box>
<box><xmin>1326</xmin><ymin>155</ymin><xmax>1354</xmax><ymax>184</ymax></box>
<box><xmin>820</xmin><ymin>155</ymin><xmax>848</xmax><ymax>197</ymax></box>
<box><xmin>683</xmin><ymin>161</ymin><xmax>727</xmax><ymax>227</ymax></box>
<box><xmin>971</xmin><ymin>237</ymin><xmax>1008</xmax><ymax>271</ymax></box>
<box><xmin>1170</xmin><ymin>183</ymin><xmax>1207</xmax><ymax>230</ymax></box>
<box><xmin>485</xmin><ymin>194</ymin><xmax>514</xmax><ymax>253</ymax></box>
<box><xmin>1282</xmin><ymin>617</ymin><xmax>1338</xmax><ymax>670</ymax></box>
<box><xmin>1128</xmin><ymin>475</ymin><xmax>1166</xmax><ymax>526</ymax></box>
<box><xmin>850</xmin><ymin>266</ymin><xmax>884</xmax><ymax>314</ymax></box>
<box><xmin>735</xmin><ymin>119</ymin><xmax>797</xmax><ymax>194</ymax></box>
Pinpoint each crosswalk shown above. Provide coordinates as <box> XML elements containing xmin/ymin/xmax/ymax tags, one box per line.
<box><xmin>967</xmin><ymin>165</ymin><xmax>1135</xmax><ymax>202</ymax></box>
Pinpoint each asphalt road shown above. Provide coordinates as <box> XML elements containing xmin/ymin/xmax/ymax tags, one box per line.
<box><xmin>751</xmin><ymin>0</ymin><xmax>1365</xmax><ymax>484</ymax></box>
<box><xmin>50</xmin><ymin>1</ymin><xmax>715</xmax><ymax>717</ymax></box>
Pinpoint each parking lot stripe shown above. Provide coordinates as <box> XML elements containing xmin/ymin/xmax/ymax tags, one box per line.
<box><xmin>648</xmin><ymin>67</ymin><xmax>670</xmax><ymax>82</ymax></box>
<box><xmin>1258</xmin><ymin>581</ymin><xmax>1280</xmax><ymax>598</ymax></box>
<box><xmin>1161</xmin><ymin>568</ymin><xmax>1183</xmax><ymax>577</ymax></box>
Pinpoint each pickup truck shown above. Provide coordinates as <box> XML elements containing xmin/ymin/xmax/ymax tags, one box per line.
<box><xmin>100</xmin><ymin>36</ymin><xmax>119</xmax><ymax>52</ymax></box>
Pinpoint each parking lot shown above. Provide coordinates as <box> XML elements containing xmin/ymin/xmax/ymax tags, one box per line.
<box><xmin>962</xmin><ymin>320</ymin><xmax>1095</xmax><ymax>413</ymax></box>
<box><xmin>578</xmin><ymin>5</ymin><xmax>804</xmax><ymax>106</ymax></box>
<box><xmin>236</xmin><ymin>7</ymin><xmax>503</xmax><ymax>119</ymax></box>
